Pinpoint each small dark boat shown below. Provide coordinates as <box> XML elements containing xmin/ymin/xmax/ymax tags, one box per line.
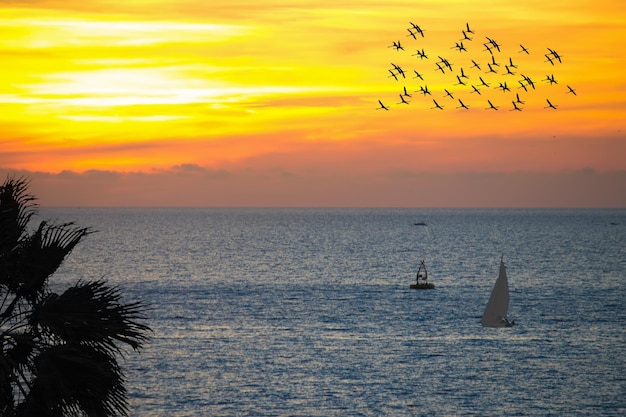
<box><xmin>413</xmin><ymin>221</ymin><xmax>427</xmax><ymax>226</ymax></box>
<box><xmin>410</xmin><ymin>260</ymin><xmax>434</xmax><ymax>289</ymax></box>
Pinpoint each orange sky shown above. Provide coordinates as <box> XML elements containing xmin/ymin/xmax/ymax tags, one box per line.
<box><xmin>1</xmin><ymin>0</ymin><xmax>625</xmax><ymax>207</ymax></box>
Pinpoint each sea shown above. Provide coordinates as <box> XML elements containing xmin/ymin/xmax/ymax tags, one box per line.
<box><xmin>41</xmin><ymin>208</ymin><xmax>625</xmax><ymax>417</ymax></box>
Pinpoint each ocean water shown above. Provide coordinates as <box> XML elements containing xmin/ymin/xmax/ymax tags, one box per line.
<box><xmin>42</xmin><ymin>208</ymin><xmax>625</xmax><ymax>416</ymax></box>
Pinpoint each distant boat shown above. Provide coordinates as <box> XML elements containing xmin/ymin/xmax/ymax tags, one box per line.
<box><xmin>413</xmin><ymin>221</ymin><xmax>427</xmax><ymax>226</ymax></box>
<box><xmin>481</xmin><ymin>257</ymin><xmax>515</xmax><ymax>327</ymax></box>
<box><xmin>410</xmin><ymin>260</ymin><xmax>434</xmax><ymax>289</ymax></box>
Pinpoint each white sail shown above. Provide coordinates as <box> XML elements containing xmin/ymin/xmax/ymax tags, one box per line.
<box><xmin>481</xmin><ymin>258</ymin><xmax>510</xmax><ymax>327</ymax></box>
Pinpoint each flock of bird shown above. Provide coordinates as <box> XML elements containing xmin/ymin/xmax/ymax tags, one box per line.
<box><xmin>376</xmin><ymin>22</ymin><xmax>577</xmax><ymax>111</ymax></box>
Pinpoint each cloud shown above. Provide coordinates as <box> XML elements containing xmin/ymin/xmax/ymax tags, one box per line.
<box><xmin>2</xmin><ymin>166</ymin><xmax>625</xmax><ymax>208</ymax></box>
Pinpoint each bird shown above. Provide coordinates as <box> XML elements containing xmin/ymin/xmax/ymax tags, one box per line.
<box><xmin>518</xmin><ymin>80</ymin><xmax>528</xmax><ymax>92</ymax></box>
<box><xmin>377</xmin><ymin>100</ymin><xmax>389</xmax><ymax>110</ymax></box>
<box><xmin>547</xmin><ymin>48</ymin><xmax>562</xmax><ymax>63</ymax></box>
<box><xmin>391</xmin><ymin>63</ymin><xmax>405</xmax><ymax>78</ymax></box>
<box><xmin>544</xmin><ymin>74</ymin><xmax>557</xmax><ymax>85</ymax></box>
<box><xmin>497</xmin><ymin>81</ymin><xmax>510</xmax><ymax>92</ymax></box>
<box><xmin>504</xmin><ymin>65</ymin><xmax>516</xmax><ymax>75</ymax></box>
<box><xmin>490</xmin><ymin>55</ymin><xmax>500</xmax><ymax>67</ymax></box>
<box><xmin>479</xmin><ymin>77</ymin><xmax>490</xmax><ymax>87</ymax></box>
<box><xmin>471</xmin><ymin>85</ymin><xmax>482</xmax><ymax>95</ymax></box>
<box><xmin>388</xmin><ymin>41</ymin><xmax>404</xmax><ymax>50</ymax></box>
<box><xmin>402</xmin><ymin>86</ymin><xmax>412</xmax><ymax>98</ymax></box>
<box><xmin>417</xmin><ymin>85</ymin><xmax>431</xmax><ymax>96</ymax></box>
<box><xmin>486</xmin><ymin>37</ymin><xmax>501</xmax><ymax>52</ymax></box>
<box><xmin>511</xmin><ymin>101</ymin><xmax>522</xmax><ymax>111</ymax></box>
<box><xmin>515</xmin><ymin>93</ymin><xmax>525</xmax><ymax>104</ymax></box>
<box><xmin>486</xmin><ymin>100</ymin><xmax>499</xmax><ymax>110</ymax></box>
<box><xmin>465</xmin><ymin>22</ymin><xmax>475</xmax><ymax>34</ymax></box>
<box><xmin>397</xmin><ymin>94</ymin><xmax>410</xmax><ymax>105</ymax></box>
<box><xmin>409</xmin><ymin>22</ymin><xmax>425</xmax><ymax>37</ymax></box>
<box><xmin>457</xmin><ymin>99</ymin><xmax>470</xmax><ymax>109</ymax></box>
<box><xmin>412</xmin><ymin>48</ymin><xmax>428</xmax><ymax>59</ymax></box>
<box><xmin>406</xmin><ymin>28</ymin><xmax>417</xmax><ymax>39</ymax></box>
<box><xmin>461</xmin><ymin>30</ymin><xmax>473</xmax><ymax>41</ymax></box>
<box><xmin>452</xmin><ymin>41</ymin><xmax>467</xmax><ymax>52</ymax></box>
<box><xmin>388</xmin><ymin>69</ymin><xmax>398</xmax><ymax>80</ymax></box>
<box><xmin>437</xmin><ymin>56</ymin><xmax>453</xmax><ymax>71</ymax></box>
<box><xmin>459</xmin><ymin>67</ymin><xmax>469</xmax><ymax>79</ymax></box>
<box><xmin>544</xmin><ymin>54</ymin><xmax>554</xmax><ymax>65</ymax></box>
<box><xmin>521</xmin><ymin>74</ymin><xmax>535</xmax><ymax>89</ymax></box>
<box><xmin>431</xmin><ymin>99</ymin><xmax>444</xmax><ymax>110</ymax></box>
<box><xmin>486</xmin><ymin>63</ymin><xmax>498</xmax><ymax>74</ymax></box>
<box><xmin>413</xmin><ymin>70</ymin><xmax>424</xmax><ymax>80</ymax></box>
<box><xmin>545</xmin><ymin>99</ymin><xmax>558</xmax><ymax>109</ymax></box>
<box><xmin>455</xmin><ymin>75</ymin><xmax>467</xmax><ymax>86</ymax></box>
<box><xmin>566</xmin><ymin>85</ymin><xmax>577</xmax><ymax>95</ymax></box>
<box><xmin>435</xmin><ymin>62</ymin><xmax>445</xmax><ymax>74</ymax></box>
<box><xmin>470</xmin><ymin>59</ymin><xmax>481</xmax><ymax>70</ymax></box>
<box><xmin>444</xmin><ymin>89</ymin><xmax>454</xmax><ymax>99</ymax></box>
<box><xmin>519</xmin><ymin>44</ymin><xmax>529</xmax><ymax>54</ymax></box>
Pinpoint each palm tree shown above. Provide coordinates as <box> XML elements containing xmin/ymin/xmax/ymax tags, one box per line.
<box><xmin>0</xmin><ymin>176</ymin><xmax>150</xmax><ymax>416</ymax></box>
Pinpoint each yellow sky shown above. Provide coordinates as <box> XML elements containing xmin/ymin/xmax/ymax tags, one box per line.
<box><xmin>1</xmin><ymin>0</ymin><xmax>625</xmax><ymax>206</ymax></box>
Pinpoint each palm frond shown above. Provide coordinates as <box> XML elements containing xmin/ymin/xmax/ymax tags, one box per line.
<box><xmin>34</xmin><ymin>280</ymin><xmax>150</xmax><ymax>353</ymax></box>
<box><xmin>17</xmin><ymin>221</ymin><xmax>93</xmax><ymax>298</ymax></box>
<box><xmin>18</xmin><ymin>344</ymin><xmax>129</xmax><ymax>417</ymax></box>
<box><xmin>0</xmin><ymin>176</ymin><xmax>38</xmax><ymax>254</ymax></box>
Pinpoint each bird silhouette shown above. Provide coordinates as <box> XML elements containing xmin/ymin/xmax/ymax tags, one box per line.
<box><xmin>545</xmin><ymin>99</ymin><xmax>558</xmax><ymax>109</ymax></box>
<box><xmin>431</xmin><ymin>99</ymin><xmax>444</xmax><ymax>110</ymax></box>
<box><xmin>496</xmin><ymin>81</ymin><xmax>510</xmax><ymax>92</ymax></box>
<box><xmin>390</xmin><ymin>63</ymin><xmax>405</xmax><ymax>78</ymax></box>
<box><xmin>544</xmin><ymin>74</ymin><xmax>557</xmax><ymax>84</ymax></box>
<box><xmin>486</xmin><ymin>100</ymin><xmax>499</xmax><ymax>110</ymax></box>
<box><xmin>547</xmin><ymin>48</ymin><xmax>562</xmax><ymax>63</ymax></box>
<box><xmin>457</xmin><ymin>99</ymin><xmax>470</xmax><ymax>109</ymax></box>
<box><xmin>388</xmin><ymin>41</ymin><xmax>404</xmax><ymax>50</ymax></box>
<box><xmin>409</xmin><ymin>22</ymin><xmax>425</xmax><ymax>37</ymax></box>
<box><xmin>417</xmin><ymin>85</ymin><xmax>432</xmax><ymax>95</ymax></box>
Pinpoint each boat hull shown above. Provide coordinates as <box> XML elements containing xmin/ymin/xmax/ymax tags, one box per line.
<box><xmin>410</xmin><ymin>283</ymin><xmax>435</xmax><ymax>290</ymax></box>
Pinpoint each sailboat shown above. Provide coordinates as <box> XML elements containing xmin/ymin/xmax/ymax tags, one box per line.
<box><xmin>410</xmin><ymin>260</ymin><xmax>434</xmax><ymax>289</ymax></box>
<box><xmin>481</xmin><ymin>256</ymin><xmax>515</xmax><ymax>327</ymax></box>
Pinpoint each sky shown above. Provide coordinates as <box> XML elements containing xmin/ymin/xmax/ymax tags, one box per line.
<box><xmin>1</xmin><ymin>0</ymin><xmax>625</xmax><ymax>207</ymax></box>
